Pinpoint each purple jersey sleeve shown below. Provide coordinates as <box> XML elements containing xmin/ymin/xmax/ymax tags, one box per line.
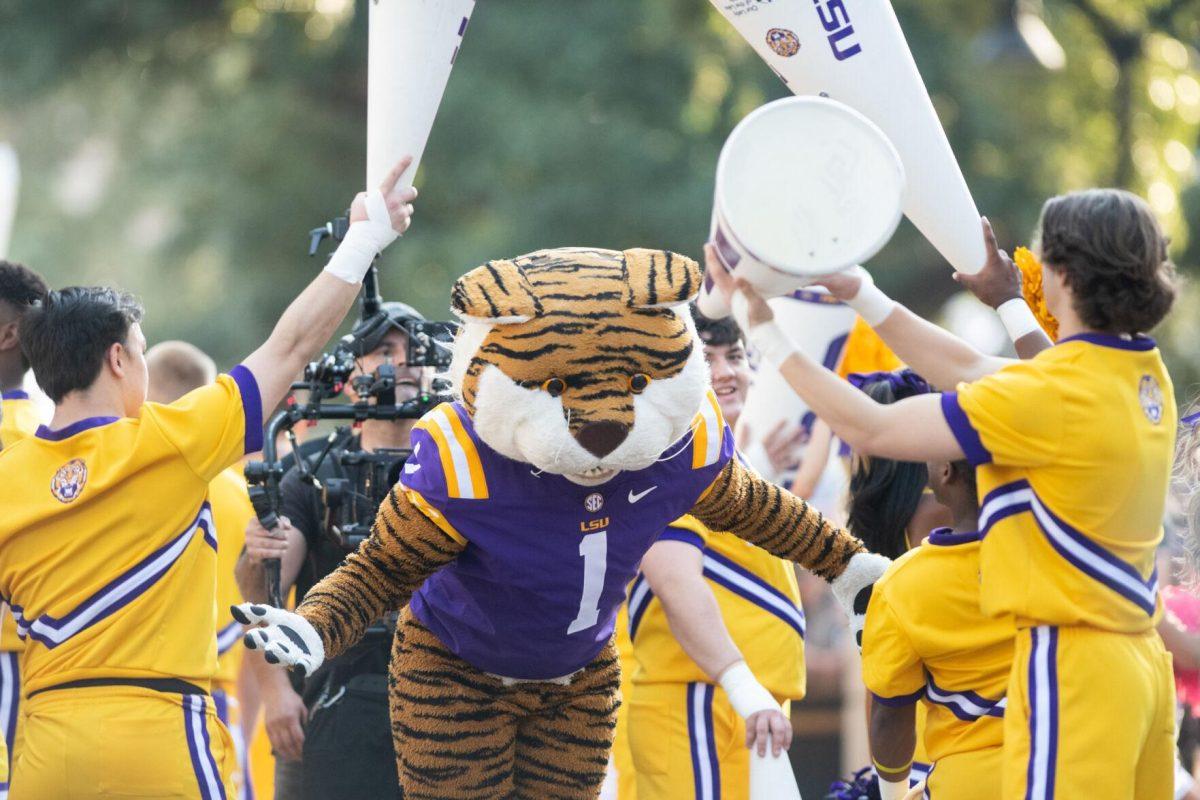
<box><xmin>399</xmin><ymin>423</ymin><xmax>451</xmax><ymax>511</ymax></box>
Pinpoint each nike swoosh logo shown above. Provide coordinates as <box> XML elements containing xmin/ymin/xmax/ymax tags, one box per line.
<box><xmin>628</xmin><ymin>486</ymin><xmax>658</xmax><ymax>504</ymax></box>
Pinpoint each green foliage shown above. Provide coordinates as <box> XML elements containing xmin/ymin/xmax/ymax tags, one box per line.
<box><xmin>0</xmin><ymin>0</ymin><xmax>1196</xmax><ymax>391</ymax></box>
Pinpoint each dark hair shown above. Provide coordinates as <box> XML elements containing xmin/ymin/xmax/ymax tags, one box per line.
<box><xmin>948</xmin><ymin>459</ymin><xmax>978</xmax><ymax>505</ymax></box>
<box><xmin>0</xmin><ymin>261</ymin><xmax>49</xmax><ymax>371</ymax></box>
<box><xmin>20</xmin><ymin>287</ymin><xmax>144</xmax><ymax>402</ymax></box>
<box><xmin>846</xmin><ymin>377</ymin><xmax>929</xmax><ymax>559</ymax></box>
<box><xmin>690</xmin><ymin>302</ymin><xmax>743</xmax><ymax>348</ymax></box>
<box><xmin>1038</xmin><ymin>189</ymin><xmax>1176</xmax><ymax>334</ymax></box>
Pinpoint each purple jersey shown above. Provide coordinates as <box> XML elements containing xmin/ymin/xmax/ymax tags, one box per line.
<box><xmin>403</xmin><ymin>396</ymin><xmax>733</xmax><ymax>679</ymax></box>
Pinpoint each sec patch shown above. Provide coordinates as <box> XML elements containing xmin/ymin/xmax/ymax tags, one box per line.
<box><xmin>51</xmin><ymin>458</ymin><xmax>88</xmax><ymax>503</ymax></box>
<box><xmin>1139</xmin><ymin>375</ymin><xmax>1163</xmax><ymax>424</ymax></box>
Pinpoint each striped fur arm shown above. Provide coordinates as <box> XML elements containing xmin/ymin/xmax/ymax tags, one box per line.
<box><xmin>297</xmin><ymin>486</ymin><xmax>464</xmax><ymax>660</ymax></box>
<box><xmin>690</xmin><ymin>457</ymin><xmax>866</xmax><ymax>581</ymax></box>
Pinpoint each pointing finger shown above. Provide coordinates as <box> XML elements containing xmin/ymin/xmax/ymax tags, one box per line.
<box><xmin>379</xmin><ymin>156</ymin><xmax>414</xmax><ymax>196</ymax></box>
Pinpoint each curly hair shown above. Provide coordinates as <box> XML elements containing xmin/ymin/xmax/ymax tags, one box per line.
<box><xmin>1037</xmin><ymin>189</ymin><xmax>1176</xmax><ymax>335</ymax></box>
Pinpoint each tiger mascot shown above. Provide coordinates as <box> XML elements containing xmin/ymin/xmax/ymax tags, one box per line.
<box><xmin>235</xmin><ymin>247</ymin><xmax>887</xmax><ymax>799</ymax></box>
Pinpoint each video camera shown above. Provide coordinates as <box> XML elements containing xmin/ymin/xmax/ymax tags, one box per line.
<box><xmin>243</xmin><ymin>211</ymin><xmax>458</xmax><ymax>606</ymax></box>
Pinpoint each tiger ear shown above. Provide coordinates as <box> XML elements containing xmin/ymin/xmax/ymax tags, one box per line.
<box><xmin>621</xmin><ymin>249</ymin><xmax>702</xmax><ymax>309</ymax></box>
<box><xmin>450</xmin><ymin>260</ymin><xmax>543</xmax><ymax>323</ymax></box>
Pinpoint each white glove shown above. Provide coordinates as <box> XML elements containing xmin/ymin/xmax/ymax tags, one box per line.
<box><xmin>830</xmin><ymin>551</ymin><xmax>892</xmax><ymax>650</ymax></box>
<box><xmin>323</xmin><ymin>188</ymin><xmax>404</xmax><ymax>285</ymax></box>
<box><xmin>232</xmin><ymin>603</ymin><xmax>326</xmax><ymax>677</ymax></box>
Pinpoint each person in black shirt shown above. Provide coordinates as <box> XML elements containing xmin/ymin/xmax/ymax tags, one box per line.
<box><xmin>235</xmin><ymin>302</ymin><xmax>424</xmax><ymax>800</ymax></box>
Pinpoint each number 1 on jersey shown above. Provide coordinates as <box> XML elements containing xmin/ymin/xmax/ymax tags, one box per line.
<box><xmin>566</xmin><ymin>531</ymin><xmax>607</xmax><ymax>634</ymax></box>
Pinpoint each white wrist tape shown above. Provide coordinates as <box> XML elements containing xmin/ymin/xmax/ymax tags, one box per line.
<box><xmin>323</xmin><ymin>189</ymin><xmax>401</xmax><ymax>285</ymax></box>
<box><xmin>996</xmin><ymin>297</ymin><xmax>1041</xmax><ymax>342</ymax></box>
<box><xmin>748</xmin><ymin>320</ymin><xmax>797</xmax><ymax>368</ymax></box>
<box><xmin>877</xmin><ymin>776</ymin><xmax>912</xmax><ymax>800</ymax></box>
<box><xmin>845</xmin><ymin>267</ymin><xmax>896</xmax><ymax>326</ymax></box>
<box><xmin>718</xmin><ymin>661</ymin><xmax>779</xmax><ymax>719</ymax></box>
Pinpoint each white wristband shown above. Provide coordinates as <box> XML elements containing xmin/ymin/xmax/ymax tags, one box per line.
<box><xmin>718</xmin><ymin>661</ymin><xmax>779</xmax><ymax>719</ymax></box>
<box><xmin>844</xmin><ymin>267</ymin><xmax>896</xmax><ymax>327</ymax></box>
<box><xmin>323</xmin><ymin>189</ymin><xmax>401</xmax><ymax>285</ymax></box>
<box><xmin>996</xmin><ymin>297</ymin><xmax>1041</xmax><ymax>343</ymax></box>
<box><xmin>877</xmin><ymin>776</ymin><xmax>912</xmax><ymax>800</ymax></box>
<box><xmin>748</xmin><ymin>320</ymin><xmax>798</xmax><ymax>369</ymax></box>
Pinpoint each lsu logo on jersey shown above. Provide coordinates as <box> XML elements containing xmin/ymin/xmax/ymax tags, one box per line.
<box><xmin>50</xmin><ymin>458</ymin><xmax>88</xmax><ymax>503</ymax></box>
<box><xmin>1139</xmin><ymin>375</ymin><xmax>1163</xmax><ymax>424</ymax></box>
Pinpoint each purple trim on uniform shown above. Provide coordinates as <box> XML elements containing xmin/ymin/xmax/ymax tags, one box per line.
<box><xmin>198</xmin><ymin>696</ymin><xmax>229</xmax><ymax>800</ymax></box>
<box><xmin>871</xmin><ymin>687</ymin><xmax>925</xmax><ymax>707</ymax></box>
<box><xmin>1031</xmin><ymin>493</ymin><xmax>1158</xmax><ymax>615</ymax></box>
<box><xmin>185</xmin><ymin>695</ymin><xmax>215</xmax><ymax>800</ymax></box>
<box><xmin>701</xmin><ymin>548</ymin><xmax>806</xmax><ymax>638</ymax></box>
<box><xmin>229</xmin><ymin>365</ymin><xmax>263</xmax><ymax>455</ymax></box>
<box><xmin>704</xmin><ymin>684</ymin><xmax>720</xmax><ymax>800</ymax></box>
<box><xmin>13</xmin><ymin>503</ymin><xmax>212</xmax><ymax>648</ymax></box>
<box><xmin>821</xmin><ymin>332</ymin><xmax>850</xmax><ymax>372</ymax></box>
<box><xmin>1046</xmin><ymin>628</ymin><xmax>1059</xmax><ymax>796</ymax></box>
<box><xmin>788</xmin><ymin>288</ymin><xmax>845</xmax><ymax>307</ymax></box>
<box><xmin>0</xmin><ymin>390</ymin><xmax>28</xmax><ymax>401</ymax></box>
<box><xmin>0</xmin><ymin>651</ymin><xmax>18</xmax><ymax>778</ymax></box>
<box><xmin>212</xmin><ymin>687</ymin><xmax>230</xmax><ymax>724</ymax></box>
<box><xmin>34</xmin><ymin>416</ymin><xmax>119</xmax><ymax>441</ymax></box>
<box><xmin>1057</xmin><ymin>333</ymin><xmax>1156</xmax><ymax>352</ymax></box>
<box><xmin>926</xmin><ymin>528</ymin><xmax>981</xmax><ymax>546</ymax></box>
<box><xmin>1025</xmin><ymin>635</ymin><xmax>1038</xmax><ymax>800</ymax></box>
<box><xmin>627</xmin><ymin>574</ymin><xmax>654</xmax><ymax>641</ymax></box>
<box><xmin>217</xmin><ymin>621</ymin><xmax>243</xmax><ymax>656</ymax></box>
<box><xmin>687</xmin><ymin>683</ymin><xmax>705</xmax><ymax>800</ymax></box>
<box><xmin>939</xmin><ymin>393</ymin><xmax>991</xmax><ymax>466</ymax></box>
<box><xmin>659</xmin><ymin>527</ymin><xmax>704</xmax><ymax>550</ymax></box>
<box><xmin>924</xmin><ymin>675</ymin><xmax>1006</xmax><ymax>721</ymax></box>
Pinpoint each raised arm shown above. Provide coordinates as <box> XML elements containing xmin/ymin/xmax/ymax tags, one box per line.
<box><xmin>234</xmin><ymin>486</ymin><xmax>464</xmax><ymax>674</ymax></box>
<box><xmin>810</xmin><ymin>218</ymin><xmax>1043</xmax><ymax>388</ymax></box>
<box><xmin>706</xmin><ymin>248</ymin><xmax>965</xmax><ymax>464</ymax></box>
<box><xmin>241</xmin><ymin>157</ymin><xmax>417</xmax><ymax>412</ymax></box>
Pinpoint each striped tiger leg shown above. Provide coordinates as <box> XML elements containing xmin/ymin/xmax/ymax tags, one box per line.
<box><xmin>390</xmin><ymin>609</ymin><xmax>520</xmax><ymax>800</ymax></box>
<box><xmin>690</xmin><ymin>457</ymin><xmax>867</xmax><ymax>581</ymax></box>
<box><xmin>512</xmin><ymin>642</ymin><xmax>621</xmax><ymax>800</ymax></box>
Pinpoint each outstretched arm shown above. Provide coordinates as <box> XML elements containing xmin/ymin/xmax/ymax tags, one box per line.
<box><xmin>235</xmin><ymin>486</ymin><xmax>464</xmax><ymax>672</ymax></box>
<box><xmin>706</xmin><ymin>249</ymin><xmax>966</xmax><ymax>464</ymax></box>
<box><xmin>241</xmin><ymin>158</ymin><xmax>417</xmax><ymax>413</ymax></box>
<box><xmin>809</xmin><ymin>219</ymin><xmax>1043</xmax><ymax>387</ymax></box>
<box><xmin>690</xmin><ymin>458</ymin><xmax>866</xmax><ymax>581</ymax></box>
<box><xmin>297</xmin><ymin>487</ymin><xmax>464</xmax><ymax>658</ymax></box>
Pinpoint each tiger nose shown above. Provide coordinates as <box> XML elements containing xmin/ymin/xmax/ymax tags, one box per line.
<box><xmin>576</xmin><ymin>421</ymin><xmax>630</xmax><ymax>458</ymax></box>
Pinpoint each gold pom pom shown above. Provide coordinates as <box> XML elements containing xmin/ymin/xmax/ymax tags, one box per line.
<box><xmin>1014</xmin><ymin>247</ymin><xmax>1059</xmax><ymax>341</ymax></box>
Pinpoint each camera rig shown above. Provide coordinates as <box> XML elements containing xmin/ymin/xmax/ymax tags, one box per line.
<box><xmin>243</xmin><ymin>211</ymin><xmax>457</xmax><ymax>607</ymax></box>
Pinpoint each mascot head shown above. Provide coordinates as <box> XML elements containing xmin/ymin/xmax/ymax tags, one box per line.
<box><xmin>449</xmin><ymin>247</ymin><xmax>709</xmax><ymax>485</ymax></box>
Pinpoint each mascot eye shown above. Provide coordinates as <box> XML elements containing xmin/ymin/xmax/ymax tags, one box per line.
<box><xmin>628</xmin><ymin>373</ymin><xmax>651</xmax><ymax>394</ymax></box>
<box><xmin>542</xmin><ymin>377</ymin><xmax>566</xmax><ymax>397</ymax></box>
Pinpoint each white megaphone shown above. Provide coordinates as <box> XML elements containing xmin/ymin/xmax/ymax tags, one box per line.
<box><xmin>710</xmin><ymin>0</ymin><xmax>986</xmax><ymax>277</ymax></box>
<box><xmin>750</xmin><ymin>749</ymin><xmax>804</xmax><ymax>800</ymax></box>
<box><xmin>367</xmin><ymin>0</ymin><xmax>475</xmax><ymax>188</ymax></box>
<box><xmin>698</xmin><ymin>95</ymin><xmax>905</xmax><ymax>318</ymax></box>
<box><xmin>0</xmin><ymin>143</ymin><xmax>19</xmax><ymax>259</ymax></box>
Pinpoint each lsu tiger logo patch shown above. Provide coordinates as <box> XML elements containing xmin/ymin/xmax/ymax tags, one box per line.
<box><xmin>1139</xmin><ymin>375</ymin><xmax>1163</xmax><ymax>425</ymax></box>
<box><xmin>51</xmin><ymin>458</ymin><xmax>88</xmax><ymax>503</ymax></box>
<box><xmin>766</xmin><ymin>28</ymin><xmax>801</xmax><ymax>57</ymax></box>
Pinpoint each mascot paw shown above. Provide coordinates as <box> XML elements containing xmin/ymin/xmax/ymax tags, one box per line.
<box><xmin>232</xmin><ymin>603</ymin><xmax>326</xmax><ymax>677</ymax></box>
<box><xmin>829</xmin><ymin>552</ymin><xmax>891</xmax><ymax>651</ymax></box>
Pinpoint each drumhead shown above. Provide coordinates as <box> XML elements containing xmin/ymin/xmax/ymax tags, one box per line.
<box><xmin>715</xmin><ymin>96</ymin><xmax>905</xmax><ymax>277</ymax></box>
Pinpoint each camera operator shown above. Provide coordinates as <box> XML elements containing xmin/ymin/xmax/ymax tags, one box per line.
<box><xmin>235</xmin><ymin>301</ymin><xmax>426</xmax><ymax>800</ymax></box>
